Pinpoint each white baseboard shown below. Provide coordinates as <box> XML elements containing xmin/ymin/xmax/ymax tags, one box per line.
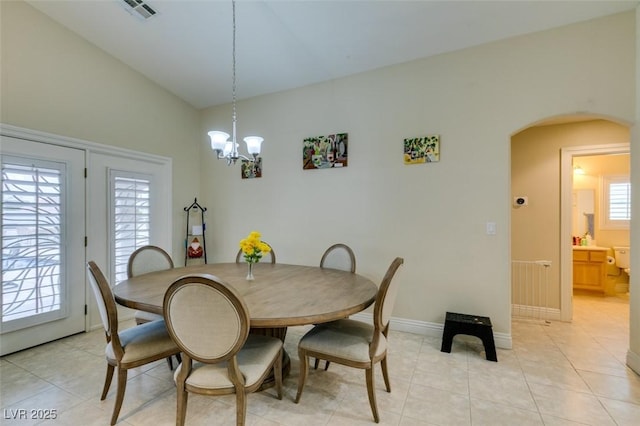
<box><xmin>87</xmin><ymin>323</ymin><xmax>103</xmax><ymax>332</ymax></box>
<box><xmin>512</xmin><ymin>304</ymin><xmax>562</xmax><ymax>321</ymax></box>
<box><xmin>627</xmin><ymin>349</ymin><xmax>640</xmax><ymax>375</ymax></box>
<box><xmin>88</xmin><ymin>311</ymin><xmax>135</xmax><ymax>332</ymax></box>
<box><xmin>350</xmin><ymin>312</ymin><xmax>513</xmax><ymax>350</ymax></box>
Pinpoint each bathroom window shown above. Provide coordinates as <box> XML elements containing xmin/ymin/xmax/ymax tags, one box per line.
<box><xmin>601</xmin><ymin>175</ymin><xmax>630</xmax><ymax>229</ymax></box>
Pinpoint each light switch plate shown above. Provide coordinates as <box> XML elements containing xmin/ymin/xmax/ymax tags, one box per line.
<box><xmin>486</xmin><ymin>222</ymin><xmax>497</xmax><ymax>235</ymax></box>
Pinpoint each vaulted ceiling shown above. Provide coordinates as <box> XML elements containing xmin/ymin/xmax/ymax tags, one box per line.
<box><xmin>27</xmin><ymin>0</ymin><xmax>638</xmax><ymax>109</ymax></box>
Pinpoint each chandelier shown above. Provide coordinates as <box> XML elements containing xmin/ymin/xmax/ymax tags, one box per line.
<box><xmin>208</xmin><ymin>0</ymin><xmax>263</xmax><ymax>165</ymax></box>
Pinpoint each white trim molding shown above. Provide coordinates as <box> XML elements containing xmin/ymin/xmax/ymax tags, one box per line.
<box><xmin>0</xmin><ymin>123</ymin><xmax>171</xmax><ymax>164</ymax></box>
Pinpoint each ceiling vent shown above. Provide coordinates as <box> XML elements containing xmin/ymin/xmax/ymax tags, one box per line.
<box><xmin>121</xmin><ymin>0</ymin><xmax>158</xmax><ymax>21</ymax></box>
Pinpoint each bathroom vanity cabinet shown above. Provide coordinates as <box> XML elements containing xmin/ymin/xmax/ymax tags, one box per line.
<box><xmin>573</xmin><ymin>248</ymin><xmax>607</xmax><ymax>293</ymax></box>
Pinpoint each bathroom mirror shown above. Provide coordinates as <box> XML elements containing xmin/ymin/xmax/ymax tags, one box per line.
<box><xmin>572</xmin><ymin>189</ymin><xmax>595</xmax><ymax>238</ymax></box>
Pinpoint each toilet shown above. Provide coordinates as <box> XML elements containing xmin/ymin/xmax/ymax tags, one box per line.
<box><xmin>613</xmin><ymin>246</ymin><xmax>631</xmax><ymax>276</ymax></box>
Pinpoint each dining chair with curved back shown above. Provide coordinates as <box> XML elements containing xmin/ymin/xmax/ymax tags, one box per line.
<box><xmin>86</xmin><ymin>261</ymin><xmax>180</xmax><ymax>426</ymax></box>
<box><xmin>235</xmin><ymin>241</ymin><xmax>276</xmax><ymax>264</ymax></box>
<box><xmin>127</xmin><ymin>245</ymin><xmax>180</xmax><ymax>370</ymax></box>
<box><xmin>319</xmin><ymin>243</ymin><xmax>356</xmax><ymax>273</ymax></box>
<box><xmin>295</xmin><ymin>257</ymin><xmax>404</xmax><ymax>423</ymax></box>
<box><xmin>314</xmin><ymin>243</ymin><xmax>357</xmax><ymax>370</ymax></box>
<box><xmin>163</xmin><ymin>274</ymin><xmax>283</xmax><ymax>426</ymax></box>
<box><xmin>127</xmin><ymin>245</ymin><xmax>174</xmax><ymax>325</ymax></box>
<box><xmin>127</xmin><ymin>244</ymin><xmax>174</xmax><ymax>277</ymax></box>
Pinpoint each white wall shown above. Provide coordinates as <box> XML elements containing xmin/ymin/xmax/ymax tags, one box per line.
<box><xmin>629</xmin><ymin>6</ymin><xmax>640</xmax><ymax>373</ymax></box>
<box><xmin>0</xmin><ymin>0</ymin><xmax>201</xmax><ymax>261</ymax></box>
<box><xmin>201</xmin><ymin>11</ymin><xmax>636</xmax><ymax>349</ymax></box>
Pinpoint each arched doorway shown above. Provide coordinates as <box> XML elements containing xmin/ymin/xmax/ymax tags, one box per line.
<box><xmin>511</xmin><ymin>116</ymin><xmax>631</xmax><ymax>321</ymax></box>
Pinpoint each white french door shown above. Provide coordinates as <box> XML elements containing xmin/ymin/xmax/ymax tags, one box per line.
<box><xmin>1</xmin><ymin>136</ymin><xmax>86</xmax><ymax>355</ymax></box>
<box><xmin>86</xmin><ymin>152</ymin><xmax>171</xmax><ymax>328</ymax></box>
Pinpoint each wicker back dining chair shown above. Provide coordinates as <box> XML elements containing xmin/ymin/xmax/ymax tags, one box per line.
<box><xmin>295</xmin><ymin>257</ymin><xmax>404</xmax><ymax>423</ymax></box>
<box><xmin>163</xmin><ymin>274</ymin><xmax>283</xmax><ymax>426</ymax></box>
<box><xmin>87</xmin><ymin>261</ymin><xmax>180</xmax><ymax>426</ymax></box>
<box><xmin>320</xmin><ymin>243</ymin><xmax>356</xmax><ymax>273</ymax></box>
<box><xmin>314</xmin><ymin>243</ymin><xmax>357</xmax><ymax>370</ymax></box>
<box><xmin>235</xmin><ymin>241</ymin><xmax>276</xmax><ymax>264</ymax></box>
<box><xmin>127</xmin><ymin>245</ymin><xmax>174</xmax><ymax>277</ymax></box>
<box><xmin>127</xmin><ymin>245</ymin><xmax>174</xmax><ymax>325</ymax></box>
<box><xmin>127</xmin><ymin>245</ymin><xmax>180</xmax><ymax>369</ymax></box>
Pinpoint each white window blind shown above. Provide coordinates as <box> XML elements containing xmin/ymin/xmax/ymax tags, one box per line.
<box><xmin>602</xmin><ymin>175</ymin><xmax>631</xmax><ymax>229</ymax></box>
<box><xmin>609</xmin><ymin>182</ymin><xmax>631</xmax><ymax>220</ymax></box>
<box><xmin>1</xmin><ymin>159</ymin><xmax>65</xmax><ymax>326</ymax></box>
<box><xmin>111</xmin><ymin>173</ymin><xmax>151</xmax><ymax>284</ymax></box>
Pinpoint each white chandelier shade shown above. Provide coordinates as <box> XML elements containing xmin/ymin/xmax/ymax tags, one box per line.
<box><xmin>244</xmin><ymin>136</ymin><xmax>264</xmax><ymax>155</ymax></box>
<box><xmin>208</xmin><ymin>131</ymin><xmax>229</xmax><ymax>152</ymax></box>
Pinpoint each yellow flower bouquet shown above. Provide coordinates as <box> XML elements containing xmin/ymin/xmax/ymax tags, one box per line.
<box><xmin>239</xmin><ymin>231</ymin><xmax>271</xmax><ymax>264</ymax></box>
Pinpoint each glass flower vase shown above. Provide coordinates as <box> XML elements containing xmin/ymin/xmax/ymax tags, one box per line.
<box><xmin>246</xmin><ymin>262</ymin><xmax>255</xmax><ymax>281</ymax></box>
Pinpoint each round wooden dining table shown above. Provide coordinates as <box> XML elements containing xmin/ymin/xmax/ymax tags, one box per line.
<box><xmin>112</xmin><ymin>262</ymin><xmax>378</xmax><ymax>385</ymax></box>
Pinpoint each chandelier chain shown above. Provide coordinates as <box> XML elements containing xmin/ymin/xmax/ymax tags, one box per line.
<box><xmin>208</xmin><ymin>0</ymin><xmax>263</xmax><ymax>167</ymax></box>
<box><xmin>231</xmin><ymin>0</ymin><xmax>237</xmax><ymax>150</ymax></box>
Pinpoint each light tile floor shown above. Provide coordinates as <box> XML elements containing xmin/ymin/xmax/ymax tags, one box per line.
<box><xmin>1</xmin><ymin>293</ymin><xmax>639</xmax><ymax>425</ymax></box>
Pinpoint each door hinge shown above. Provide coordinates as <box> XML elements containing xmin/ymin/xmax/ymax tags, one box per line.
<box><xmin>84</xmin><ymin>304</ymin><xmax>88</xmax><ymax>315</ymax></box>
<box><xmin>84</xmin><ymin>167</ymin><xmax>87</xmax><ymax>178</ymax></box>
<box><xmin>85</xmin><ymin>236</ymin><xmax>88</xmax><ymax>247</ymax></box>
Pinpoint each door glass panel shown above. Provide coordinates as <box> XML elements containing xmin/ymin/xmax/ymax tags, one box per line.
<box><xmin>1</xmin><ymin>157</ymin><xmax>66</xmax><ymax>331</ymax></box>
<box><xmin>112</xmin><ymin>173</ymin><xmax>151</xmax><ymax>284</ymax></box>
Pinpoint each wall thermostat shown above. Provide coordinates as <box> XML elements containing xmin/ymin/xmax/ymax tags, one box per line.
<box><xmin>514</xmin><ymin>196</ymin><xmax>528</xmax><ymax>207</ymax></box>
